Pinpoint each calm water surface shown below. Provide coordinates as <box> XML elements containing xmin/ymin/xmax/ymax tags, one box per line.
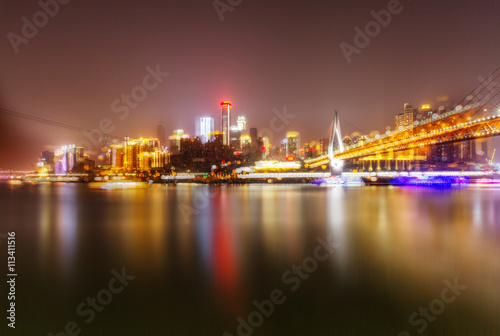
<box><xmin>1</xmin><ymin>182</ymin><xmax>500</xmax><ymax>335</ymax></box>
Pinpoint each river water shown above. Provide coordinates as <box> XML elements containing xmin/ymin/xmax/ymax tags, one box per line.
<box><xmin>1</xmin><ymin>182</ymin><xmax>500</xmax><ymax>335</ymax></box>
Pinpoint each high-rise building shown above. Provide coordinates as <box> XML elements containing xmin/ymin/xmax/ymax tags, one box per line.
<box><xmin>221</xmin><ymin>101</ymin><xmax>231</xmax><ymax>146</ymax></box>
<box><xmin>237</xmin><ymin>116</ymin><xmax>247</xmax><ymax>131</ymax></box>
<box><xmin>342</xmin><ymin>136</ymin><xmax>353</xmax><ymax>148</ymax></box>
<box><xmin>453</xmin><ymin>141</ymin><xmax>472</xmax><ymax>162</ymax></box>
<box><xmin>139</xmin><ymin>152</ymin><xmax>151</xmax><ymax>171</ymax></box>
<box><xmin>169</xmin><ymin>130</ymin><xmax>185</xmax><ymax>155</ymax></box>
<box><xmin>198</xmin><ymin>117</ymin><xmax>215</xmax><ymax>144</ymax></box>
<box><xmin>157</xmin><ymin>123</ymin><xmax>166</xmax><ymax>148</ymax></box>
<box><xmin>303</xmin><ymin>143</ymin><xmax>312</xmax><ymax>159</ymax></box>
<box><xmin>230</xmin><ymin>126</ymin><xmax>241</xmax><ymax>149</ymax></box>
<box><xmin>280</xmin><ymin>139</ymin><xmax>287</xmax><ymax>159</ymax></box>
<box><xmin>319</xmin><ymin>138</ymin><xmax>329</xmax><ymax>155</ymax></box>
<box><xmin>286</xmin><ymin>131</ymin><xmax>300</xmax><ymax>158</ymax></box>
<box><xmin>395</xmin><ymin>103</ymin><xmax>419</xmax><ymax>130</ymax></box>
<box><xmin>180</xmin><ymin>136</ymin><xmax>203</xmax><ymax>159</ymax></box>
<box><xmin>74</xmin><ymin>146</ymin><xmax>85</xmax><ymax>171</ymax></box>
<box><xmin>53</xmin><ymin>145</ymin><xmax>85</xmax><ymax>174</ymax></box>
<box><xmin>125</xmin><ymin>140</ymin><xmax>141</xmax><ymax>170</ymax></box>
<box><xmin>146</xmin><ymin>138</ymin><xmax>161</xmax><ymax>152</ymax></box>
<box><xmin>110</xmin><ymin>144</ymin><xmax>124</xmax><ymax>168</ymax></box>
<box><xmin>240</xmin><ymin>134</ymin><xmax>251</xmax><ymax>149</ymax></box>
<box><xmin>152</xmin><ymin>151</ymin><xmax>169</xmax><ymax>169</ymax></box>
<box><xmin>38</xmin><ymin>151</ymin><xmax>55</xmax><ymax>173</ymax></box>
<box><xmin>262</xmin><ymin>136</ymin><xmax>270</xmax><ymax>156</ymax></box>
<box><xmin>472</xmin><ymin>138</ymin><xmax>493</xmax><ymax>163</ymax></box>
<box><xmin>249</xmin><ymin>128</ymin><xmax>258</xmax><ymax>144</ymax></box>
<box><xmin>122</xmin><ymin>137</ymin><xmax>169</xmax><ymax>170</ymax></box>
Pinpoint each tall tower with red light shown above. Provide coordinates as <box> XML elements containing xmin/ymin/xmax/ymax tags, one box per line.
<box><xmin>221</xmin><ymin>101</ymin><xmax>232</xmax><ymax>146</ymax></box>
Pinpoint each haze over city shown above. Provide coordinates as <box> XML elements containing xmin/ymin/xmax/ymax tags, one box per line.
<box><xmin>3</xmin><ymin>1</ymin><xmax>500</xmax><ymax>336</ymax></box>
<box><xmin>1</xmin><ymin>0</ymin><xmax>499</xmax><ymax>169</ymax></box>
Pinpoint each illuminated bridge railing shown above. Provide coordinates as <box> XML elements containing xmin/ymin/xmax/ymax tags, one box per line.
<box><xmin>338</xmin><ymin>113</ymin><xmax>500</xmax><ymax>160</ymax></box>
<box><xmin>341</xmin><ymin>102</ymin><xmax>482</xmax><ymax>153</ymax></box>
<box><xmin>305</xmin><ymin>104</ymin><xmax>499</xmax><ymax>166</ymax></box>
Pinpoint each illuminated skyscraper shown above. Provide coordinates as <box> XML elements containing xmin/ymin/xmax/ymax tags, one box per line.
<box><xmin>221</xmin><ymin>101</ymin><xmax>231</xmax><ymax>146</ymax></box>
<box><xmin>286</xmin><ymin>131</ymin><xmax>300</xmax><ymax>158</ymax></box>
<box><xmin>110</xmin><ymin>145</ymin><xmax>124</xmax><ymax>168</ymax></box>
<box><xmin>198</xmin><ymin>117</ymin><xmax>215</xmax><ymax>144</ymax></box>
<box><xmin>53</xmin><ymin>145</ymin><xmax>85</xmax><ymax>173</ymax></box>
<box><xmin>262</xmin><ymin>136</ymin><xmax>270</xmax><ymax>157</ymax></box>
<box><xmin>125</xmin><ymin>140</ymin><xmax>141</xmax><ymax>170</ymax></box>
<box><xmin>395</xmin><ymin>103</ymin><xmax>419</xmax><ymax>130</ymax></box>
<box><xmin>121</xmin><ymin>137</ymin><xmax>169</xmax><ymax>170</ymax></box>
<box><xmin>237</xmin><ymin>116</ymin><xmax>247</xmax><ymax>131</ymax></box>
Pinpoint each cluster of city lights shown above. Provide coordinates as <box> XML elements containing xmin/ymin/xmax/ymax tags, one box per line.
<box><xmin>305</xmin><ymin>103</ymin><xmax>499</xmax><ymax>168</ymax></box>
<box><xmin>338</xmin><ymin>114</ymin><xmax>500</xmax><ymax>160</ymax></box>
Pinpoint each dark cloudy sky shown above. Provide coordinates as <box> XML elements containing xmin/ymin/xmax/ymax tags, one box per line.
<box><xmin>1</xmin><ymin>0</ymin><xmax>499</xmax><ymax>168</ymax></box>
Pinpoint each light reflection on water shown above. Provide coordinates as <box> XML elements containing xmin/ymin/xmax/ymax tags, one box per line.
<box><xmin>2</xmin><ymin>183</ymin><xmax>500</xmax><ymax>335</ymax></box>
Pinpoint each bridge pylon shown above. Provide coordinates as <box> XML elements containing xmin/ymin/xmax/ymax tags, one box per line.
<box><xmin>328</xmin><ymin>110</ymin><xmax>345</xmax><ymax>176</ymax></box>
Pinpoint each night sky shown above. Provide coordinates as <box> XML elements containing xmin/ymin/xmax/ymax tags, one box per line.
<box><xmin>1</xmin><ymin>0</ymin><xmax>499</xmax><ymax>169</ymax></box>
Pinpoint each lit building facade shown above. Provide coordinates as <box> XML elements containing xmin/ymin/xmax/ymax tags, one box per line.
<box><xmin>110</xmin><ymin>144</ymin><xmax>124</xmax><ymax>168</ymax></box>
<box><xmin>152</xmin><ymin>151</ymin><xmax>169</xmax><ymax>169</ymax></box>
<box><xmin>221</xmin><ymin>101</ymin><xmax>231</xmax><ymax>146</ymax></box>
<box><xmin>38</xmin><ymin>151</ymin><xmax>55</xmax><ymax>173</ymax></box>
<box><xmin>169</xmin><ymin>130</ymin><xmax>185</xmax><ymax>155</ymax></box>
<box><xmin>124</xmin><ymin>137</ymin><xmax>169</xmax><ymax>171</ymax></box>
<box><xmin>240</xmin><ymin>134</ymin><xmax>251</xmax><ymax>149</ymax></box>
<box><xmin>395</xmin><ymin>103</ymin><xmax>419</xmax><ymax>130</ymax></box>
<box><xmin>286</xmin><ymin>131</ymin><xmax>300</xmax><ymax>158</ymax></box>
<box><xmin>230</xmin><ymin>126</ymin><xmax>241</xmax><ymax>149</ymax></box>
<box><xmin>262</xmin><ymin>136</ymin><xmax>270</xmax><ymax>157</ymax></box>
<box><xmin>237</xmin><ymin>116</ymin><xmax>247</xmax><ymax>131</ymax></box>
<box><xmin>198</xmin><ymin>117</ymin><xmax>215</xmax><ymax>144</ymax></box>
<box><xmin>54</xmin><ymin>145</ymin><xmax>86</xmax><ymax>174</ymax></box>
<box><xmin>319</xmin><ymin>138</ymin><xmax>329</xmax><ymax>155</ymax></box>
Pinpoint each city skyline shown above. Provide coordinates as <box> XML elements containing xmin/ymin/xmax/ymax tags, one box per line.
<box><xmin>1</xmin><ymin>1</ymin><xmax>499</xmax><ymax>169</ymax></box>
<box><xmin>4</xmin><ymin>97</ymin><xmax>500</xmax><ymax>170</ymax></box>
<box><xmin>2</xmin><ymin>2</ymin><xmax>500</xmax><ymax>335</ymax></box>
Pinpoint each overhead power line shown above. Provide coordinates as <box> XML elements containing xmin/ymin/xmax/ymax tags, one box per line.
<box><xmin>0</xmin><ymin>106</ymin><xmax>123</xmax><ymax>140</ymax></box>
